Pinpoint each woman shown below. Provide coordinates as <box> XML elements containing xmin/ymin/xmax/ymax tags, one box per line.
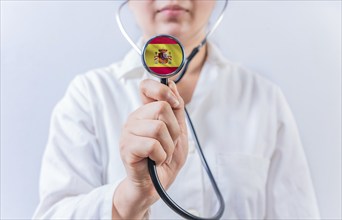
<box><xmin>33</xmin><ymin>1</ymin><xmax>320</xmax><ymax>219</ymax></box>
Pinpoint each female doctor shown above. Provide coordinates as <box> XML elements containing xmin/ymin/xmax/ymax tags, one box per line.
<box><xmin>33</xmin><ymin>0</ymin><xmax>320</xmax><ymax>219</ymax></box>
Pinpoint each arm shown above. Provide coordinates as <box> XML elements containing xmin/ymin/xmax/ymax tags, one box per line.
<box><xmin>113</xmin><ymin>80</ymin><xmax>188</xmax><ymax>219</ymax></box>
<box><xmin>33</xmin><ymin>75</ymin><xmax>116</xmax><ymax>219</ymax></box>
<box><xmin>265</xmin><ymin>88</ymin><xmax>320</xmax><ymax>219</ymax></box>
<box><xmin>33</xmin><ymin>77</ymin><xmax>187</xmax><ymax>219</ymax></box>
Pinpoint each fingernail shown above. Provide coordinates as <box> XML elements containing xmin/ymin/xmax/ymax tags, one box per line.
<box><xmin>168</xmin><ymin>93</ymin><xmax>179</xmax><ymax>107</ymax></box>
<box><xmin>173</xmin><ymin>99</ymin><xmax>180</xmax><ymax>108</ymax></box>
<box><xmin>168</xmin><ymin>82</ymin><xmax>180</xmax><ymax>107</ymax></box>
<box><xmin>170</xmin><ymin>81</ymin><xmax>180</xmax><ymax>96</ymax></box>
<box><xmin>169</xmin><ymin>81</ymin><xmax>176</xmax><ymax>91</ymax></box>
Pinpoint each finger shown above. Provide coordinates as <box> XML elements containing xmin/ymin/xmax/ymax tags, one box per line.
<box><xmin>168</xmin><ymin>81</ymin><xmax>187</xmax><ymax>134</ymax></box>
<box><xmin>129</xmin><ymin>101</ymin><xmax>181</xmax><ymax>142</ymax></box>
<box><xmin>140</xmin><ymin>79</ymin><xmax>180</xmax><ymax>108</ymax></box>
<box><xmin>167</xmin><ymin>81</ymin><xmax>188</xmax><ymax>167</ymax></box>
<box><xmin>126</xmin><ymin>119</ymin><xmax>175</xmax><ymax>164</ymax></box>
<box><xmin>120</xmin><ymin>134</ymin><xmax>167</xmax><ymax>166</ymax></box>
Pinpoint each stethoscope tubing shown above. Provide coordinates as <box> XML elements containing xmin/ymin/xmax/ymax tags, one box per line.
<box><xmin>148</xmin><ymin>85</ymin><xmax>226</xmax><ymax>219</ymax></box>
<box><xmin>116</xmin><ymin>1</ymin><xmax>229</xmax><ymax>219</ymax></box>
<box><xmin>116</xmin><ymin>0</ymin><xmax>228</xmax><ymax>55</ymax></box>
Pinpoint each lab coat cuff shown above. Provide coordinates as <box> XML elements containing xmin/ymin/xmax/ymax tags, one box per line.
<box><xmin>143</xmin><ymin>208</ymin><xmax>151</xmax><ymax>220</ymax></box>
<box><xmin>101</xmin><ymin>181</ymin><xmax>122</xmax><ymax>220</ymax></box>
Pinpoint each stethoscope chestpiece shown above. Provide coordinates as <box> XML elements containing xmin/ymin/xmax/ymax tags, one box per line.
<box><xmin>142</xmin><ymin>35</ymin><xmax>185</xmax><ymax>79</ymax></box>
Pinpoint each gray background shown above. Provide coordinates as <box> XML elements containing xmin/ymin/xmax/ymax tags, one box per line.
<box><xmin>1</xmin><ymin>0</ymin><xmax>341</xmax><ymax>219</ymax></box>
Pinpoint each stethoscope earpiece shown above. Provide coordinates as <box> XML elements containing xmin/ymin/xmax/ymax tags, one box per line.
<box><xmin>142</xmin><ymin>35</ymin><xmax>185</xmax><ymax>79</ymax></box>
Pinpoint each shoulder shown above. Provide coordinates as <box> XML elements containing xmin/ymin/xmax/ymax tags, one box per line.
<box><xmin>213</xmin><ymin>48</ymin><xmax>278</xmax><ymax>98</ymax></box>
<box><xmin>68</xmin><ymin>55</ymin><xmax>143</xmax><ymax>98</ymax></box>
<box><xmin>55</xmin><ymin>65</ymin><xmax>120</xmax><ymax>112</ymax></box>
<box><xmin>207</xmin><ymin>43</ymin><xmax>286</xmax><ymax>114</ymax></box>
<box><xmin>209</xmin><ymin>42</ymin><xmax>278</xmax><ymax>91</ymax></box>
<box><xmin>80</xmin><ymin>61</ymin><xmax>128</xmax><ymax>89</ymax></box>
<box><xmin>231</xmin><ymin>61</ymin><xmax>278</xmax><ymax>95</ymax></box>
<box><xmin>78</xmin><ymin>48</ymin><xmax>143</xmax><ymax>92</ymax></box>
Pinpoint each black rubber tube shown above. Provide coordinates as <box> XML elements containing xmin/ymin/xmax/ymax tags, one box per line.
<box><xmin>147</xmin><ymin>78</ymin><xmax>225</xmax><ymax>220</ymax></box>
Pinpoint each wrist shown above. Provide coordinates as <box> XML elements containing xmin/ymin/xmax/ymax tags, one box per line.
<box><xmin>112</xmin><ymin>178</ymin><xmax>155</xmax><ymax>219</ymax></box>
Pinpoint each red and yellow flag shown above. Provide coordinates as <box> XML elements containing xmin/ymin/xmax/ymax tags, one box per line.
<box><xmin>143</xmin><ymin>36</ymin><xmax>184</xmax><ymax>75</ymax></box>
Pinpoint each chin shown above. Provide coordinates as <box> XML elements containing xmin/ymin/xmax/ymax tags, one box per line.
<box><xmin>157</xmin><ymin>26</ymin><xmax>186</xmax><ymax>41</ymax></box>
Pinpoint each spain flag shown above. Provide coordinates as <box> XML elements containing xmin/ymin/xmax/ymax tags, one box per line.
<box><xmin>143</xmin><ymin>36</ymin><xmax>184</xmax><ymax>75</ymax></box>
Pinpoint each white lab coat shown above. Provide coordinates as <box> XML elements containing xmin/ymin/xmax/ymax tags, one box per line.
<box><xmin>33</xmin><ymin>42</ymin><xmax>320</xmax><ymax>219</ymax></box>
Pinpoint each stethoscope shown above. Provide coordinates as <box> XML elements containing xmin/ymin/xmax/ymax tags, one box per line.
<box><xmin>116</xmin><ymin>1</ymin><xmax>228</xmax><ymax>219</ymax></box>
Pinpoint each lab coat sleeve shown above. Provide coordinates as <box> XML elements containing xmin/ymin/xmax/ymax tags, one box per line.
<box><xmin>265</xmin><ymin>88</ymin><xmax>320</xmax><ymax>219</ymax></box>
<box><xmin>33</xmin><ymin>75</ymin><xmax>118</xmax><ymax>219</ymax></box>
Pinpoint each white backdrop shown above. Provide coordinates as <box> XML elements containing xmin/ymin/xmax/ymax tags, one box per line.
<box><xmin>1</xmin><ymin>1</ymin><xmax>341</xmax><ymax>219</ymax></box>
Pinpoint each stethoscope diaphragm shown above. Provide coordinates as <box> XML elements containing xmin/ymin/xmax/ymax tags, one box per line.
<box><xmin>142</xmin><ymin>35</ymin><xmax>185</xmax><ymax>78</ymax></box>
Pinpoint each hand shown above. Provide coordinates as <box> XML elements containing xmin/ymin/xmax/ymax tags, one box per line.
<box><xmin>112</xmin><ymin>79</ymin><xmax>188</xmax><ymax>219</ymax></box>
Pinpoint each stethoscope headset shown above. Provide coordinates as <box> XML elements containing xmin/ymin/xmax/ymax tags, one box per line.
<box><xmin>116</xmin><ymin>1</ymin><xmax>229</xmax><ymax>219</ymax></box>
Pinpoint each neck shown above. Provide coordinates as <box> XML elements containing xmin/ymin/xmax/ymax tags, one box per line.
<box><xmin>171</xmin><ymin>33</ymin><xmax>208</xmax><ymax>104</ymax></box>
<box><xmin>175</xmin><ymin>32</ymin><xmax>208</xmax><ymax>79</ymax></box>
<box><xmin>185</xmin><ymin>47</ymin><xmax>207</xmax><ymax>76</ymax></box>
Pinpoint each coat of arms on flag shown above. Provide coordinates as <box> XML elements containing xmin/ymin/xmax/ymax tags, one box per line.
<box><xmin>154</xmin><ymin>49</ymin><xmax>173</xmax><ymax>65</ymax></box>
